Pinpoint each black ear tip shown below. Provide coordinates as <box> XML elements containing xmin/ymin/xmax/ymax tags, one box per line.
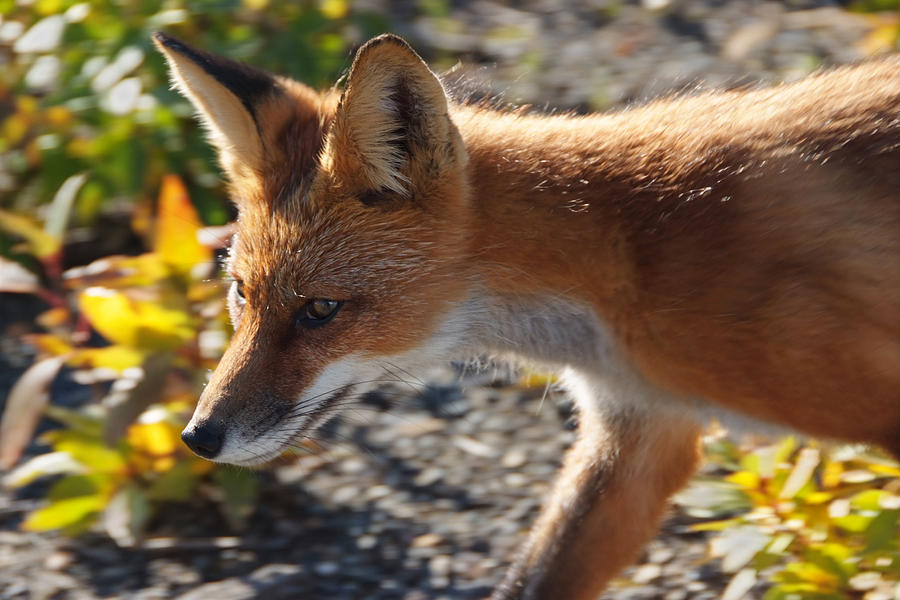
<box><xmin>152</xmin><ymin>31</ymin><xmax>186</xmax><ymax>53</ymax></box>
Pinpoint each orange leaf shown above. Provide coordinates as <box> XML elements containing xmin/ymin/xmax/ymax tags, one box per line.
<box><xmin>155</xmin><ymin>175</ymin><xmax>211</xmax><ymax>277</ymax></box>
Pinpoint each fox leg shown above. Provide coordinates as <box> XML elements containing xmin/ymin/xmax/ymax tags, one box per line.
<box><xmin>493</xmin><ymin>398</ymin><xmax>702</xmax><ymax>600</ymax></box>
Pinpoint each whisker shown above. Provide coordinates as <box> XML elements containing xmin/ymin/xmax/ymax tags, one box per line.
<box><xmin>381</xmin><ymin>361</ymin><xmax>428</xmax><ymax>390</ymax></box>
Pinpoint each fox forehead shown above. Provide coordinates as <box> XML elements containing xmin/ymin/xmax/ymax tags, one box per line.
<box><xmin>228</xmin><ymin>197</ymin><xmax>441</xmax><ymax>302</ymax></box>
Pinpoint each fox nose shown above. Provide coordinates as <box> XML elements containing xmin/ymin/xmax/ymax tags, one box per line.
<box><xmin>181</xmin><ymin>420</ymin><xmax>224</xmax><ymax>459</ymax></box>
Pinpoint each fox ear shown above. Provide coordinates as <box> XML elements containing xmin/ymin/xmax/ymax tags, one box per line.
<box><xmin>153</xmin><ymin>32</ymin><xmax>280</xmax><ymax>182</ymax></box>
<box><xmin>323</xmin><ymin>34</ymin><xmax>465</xmax><ymax>198</ymax></box>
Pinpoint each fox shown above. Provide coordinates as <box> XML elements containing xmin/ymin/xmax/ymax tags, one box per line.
<box><xmin>153</xmin><ymin>31</ymin><xmax>900</xmax><ymax>600</ymax></box>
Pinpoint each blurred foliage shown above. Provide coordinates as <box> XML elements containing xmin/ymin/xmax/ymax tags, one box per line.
<box><xmin>678</xmin><ymin>436</ymin><xmax>900</xmax><ymax>599</ymax></box>
<box><xmin>1</xmin><ymin>174</ymin><xmax>260</xmax><ymax>542</ymax></box>
<box><xmin>0</xmin><ymin>0</ymin><xmax>388</xmax><ymax>229</ymax></box>
<box><xmin>0</xmin><ymin>0</ymin><xmax>388</xmax><ymax>540</ymax></box>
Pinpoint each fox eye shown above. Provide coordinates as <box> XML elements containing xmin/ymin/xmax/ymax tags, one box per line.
<box><xmin>235</xmin><ymin>281</ymin><xmax>245</xmax><ymax>300</ymax></box>
<box><xmin>295</xmin><ymin>299</ymin><xmax>342</xmax><ymax>328</ymax></box>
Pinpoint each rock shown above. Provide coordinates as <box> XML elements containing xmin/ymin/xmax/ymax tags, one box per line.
<box><xmin>631</xmin><ymin>563</ymin><xmax>663</xmax><ymax>584</ymax></box>
<box><xmin>411</xmin><ymin>533</ymin><xmax>444</xmax><ymax>548</ymax></box>
<box><xmin>428</xmin><ymin>554</ymin><xmax>453</xmax><ymax>578</ymax></box>
<box><xmin>173</xmin><ymin>579</ymin><xmax>255</xmax><ymax>600</ymax></box>
<box><xmin>501</xmin><ymin>448</ymin><xmax>528</xmax><ymax>469</ymax></box>
<box><xmin>44</xmin><ymin>550</ymin><xmax>75</xmax><ymax>571</ymax></box>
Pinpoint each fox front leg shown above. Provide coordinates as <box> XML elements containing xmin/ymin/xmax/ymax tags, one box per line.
<box><xmin>493</xmin><ymin>407</ymin><xmax>702</xmax><ymax>600</ymax></box>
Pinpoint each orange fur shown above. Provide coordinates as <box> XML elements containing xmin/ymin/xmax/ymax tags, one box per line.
<box><xmin>156</xmin><ymin>32</ymin><xmax>900</xmax><ymax>598</ymax></box>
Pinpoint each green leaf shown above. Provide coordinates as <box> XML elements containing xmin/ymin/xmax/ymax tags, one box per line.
<box><xmin>146</xmin><ymin>461</ymin><xmax>198</xmax><ymax>502</ymax></box>
<box><xmin>863</xmin><ymin>509</ymin><xmax>900</xmax><ymax>553</ymax></box>
<box><xmin>48</xmin><ymin>474</ymin><xmax>111</xmax><ymax>500</ymax></box>
<box><xmin>23</xmin><ymin>494</ymin><xmax>105</xmax><ymax>532</ymax></box>
<box><xmin>213</xmin><ymin>467</ymin><xmax>259</xmax><ymax>530</ymax></box>
<box><xmin>833</xmin><ymin>514</ymin><xmax>874</xmax><ymax>533</ymax></box>
<box><xmin>44</xmin><ymin>405</ymin><xmax>104</xmax><ymax>438</ymax></box>
<box><xmin>0</xmin><ymin>209</ymin><xmax>61</xmax><ymax>259</ymax></box>
<box><xmin>806</xmin><ymin>544</ymin><xmax>855</xmax><ymax>583</ymax></box>
<box><xmin>851</xmin><ymin>489</ymin><xmax>888</xmax><ymax>511</ymax></box>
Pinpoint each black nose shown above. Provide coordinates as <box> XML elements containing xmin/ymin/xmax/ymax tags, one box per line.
<box><xmin>181</xmin><ymin>420</ymin><xmax>224</xmax><ymax>459</ymax></box>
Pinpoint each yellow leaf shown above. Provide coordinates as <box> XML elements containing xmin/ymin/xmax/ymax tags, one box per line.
<box><xmin>79</xmin><ymin>287</ymin><xmax>194</xmax><ymax>350</ymax></box>
<box><xmin>1</xmin><ymin>114</ymin><xmax>29</xmax><ymax>147</ymax></box>
<box><xmin>152</xmin><ymin>456</ymin><xmax>176</xmax><ymax>472</ymax></box>
<box><xmin>63</xmin><ymin>253</ymin><xmax>171</xmax><ymax>290</ymax></box>
<box><xmin>805</xmin><ymin>491</ymin><xmax>833</xmax><ymax>505</ymax></box>
<box><xmin>35</xmin><ymin>307</ymin><xmax>70</xmax><ymax>329</ymax></box>
<box><xmin>45</xmin><ymin>105</ymin><xmax>72</xmax><ymax>128</ymax></box>
<box><xmin>70</xmin><ymin>346</ymin><xmax>146</xmax><ymax>371</ymax></box>
<box><xmin>857</xmin><ymin>22</ymin><xmax>899</xmax><ymax>57</ymax></box>
<box><xmin>782</xmin><ymin>562</ymin><xmax>840</xmax><ymax>589</ymax></box>
<box><xmin>320</xmin><ymin>0</ymin><xmax>348</xmax><ymax>19</ymax></box>
<box><xmin>519</xmin><ymin>370</ymin><xmax>557</xmax><ymax>388</ymax></box>
<box><xmin>0</xmin><ymin>209</ymin><xmax>61</xmax><ymax>259</ymax></box>
<box><xmin>127</xmin><ymin>421</ymin><xmax>179</xmax><ymax>458</ymax></box>
<box><xmin>23</xmin><ymin>495</ymin><xmax>105</xmax><ymax>532</ymax></box>
<box><xmin>29</xmin><ymin>333</ymin><xmax>74</xmax><ymax>356</ymax></box>
<box><xmin>726</xmin><ymin>470</ymin><xmax>760</xmax><ymax>490</ymax></box>
<box><xmin>155</xmin><ymin>175</ymin><xmax>211</xmax><ymax>277</ymax></box>
<box><xmin>46</xmin><ymin>432</ymin><xmax>127</xmax><ymax>474</ymax></box>
<box><xmin>869</xmin><ymin>463</ymin><xmax>900</xmax><ymax>477</ymax></box>
<box><xmin>823</xmin><ymin>459</ymin><xmax>843</xmax><ymax>489</ymax></box>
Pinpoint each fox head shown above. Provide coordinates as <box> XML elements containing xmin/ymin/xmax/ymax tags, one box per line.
<box><xmin>154</xmin><ymin>33</ymin><xmax>473</xmax><ymax>464</ymax></box>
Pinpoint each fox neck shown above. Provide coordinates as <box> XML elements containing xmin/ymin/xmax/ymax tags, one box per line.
<box><xmin>450</xmin><ymin>107</ymin><xmax>639</xmax><ymax>369</ymax></box>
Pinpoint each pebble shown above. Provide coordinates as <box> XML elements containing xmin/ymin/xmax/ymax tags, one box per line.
<box><xmin>631</xmin><ymin>563</ymin><xmax>663</xmax><ymax>584</ymax></box>
<box><xmin>452</xmin><ymin>435</ymin><xmax>500</xmax><ymax>458</ymax></box>
<box><xmin>313</xmin><ymin>562</ymin><xmax>340</xmax><ymax>576</ymax></box>
<box><xmin>428</xmin><ymin>554</ymin><xmax>453</xmax><ymax>578</ymax></box>
<box><xmin>44</xmin><ymin>550</ymin><xmax>75</xmax><ymax>571</ymax></box>
<box><xmin>173</xmin><ymin>579</ymin><xmax>255</xmax><ymax>600</ymax></box>
<box><xmin>501</xmin><ymin>448</ymin><xmax>528</xmax><ymax>469</ymax></box>
<box><xmin>411</xmin><ymin>533</ymin><xmax>444</xmax><ymax>548</ymax></box>
<box><xmin>648</xmin><ymin>545</ymin><xmax>676</xmax><ymax>564</ymax></box>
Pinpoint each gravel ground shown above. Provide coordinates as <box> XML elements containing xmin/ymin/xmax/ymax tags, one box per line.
<box><xmin>0</xmin><ymin>1</ymin><xmax>890</xmax><ymax>599</ymax></box>
<box><xmin>1</xmin><ymin>381</ymin><xmax>724</xmax><ymax>600</ymax></box>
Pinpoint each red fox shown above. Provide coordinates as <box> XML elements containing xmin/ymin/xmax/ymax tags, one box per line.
<box><xmin>154</xmin><ymin>31</ymin><xmax>900</xmax><ymax>599</ymax></box>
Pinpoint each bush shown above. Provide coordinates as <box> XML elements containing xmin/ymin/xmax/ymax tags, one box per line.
<box><xmin>0</xmin><ymin>174</ymin><xmax>259</xmax><ymax>542</ymax></box>
<box><xmin>0</xmin><ymin>0</ymin><xmax>388</xmax><ymax>224</ymax></box>
<box><xmin>679</xmin><ymin>437</ymin><xmax>900</xmax><ymax>599</ymax></box>
<box><xmin>1</xmin><ymin>0</ymin><xmax>389</xmax><ymax>542</ymax></box>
